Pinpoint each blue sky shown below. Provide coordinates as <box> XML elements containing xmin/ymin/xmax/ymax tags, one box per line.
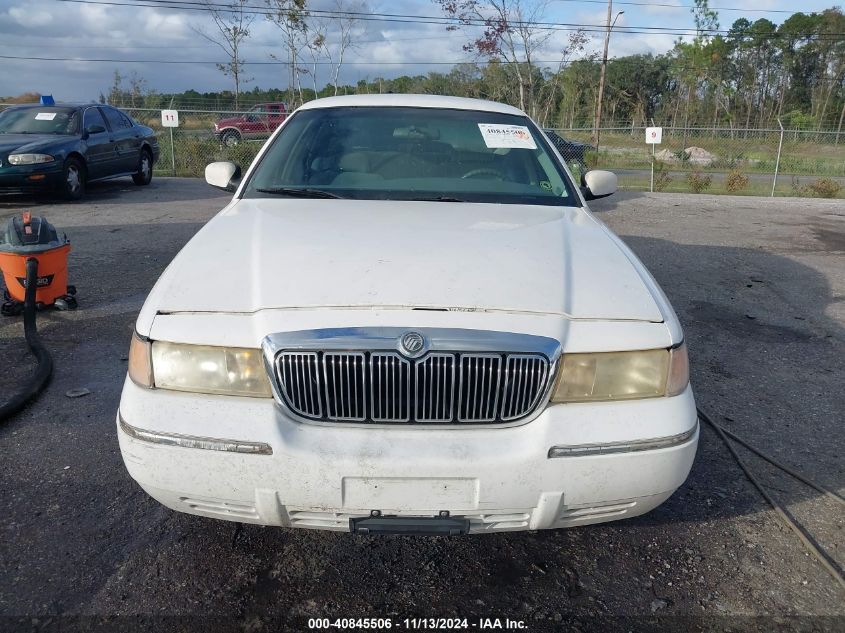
<box><xmin>0</xmin><ymin>0</ymin><xmax>838</xmax><ymax>101</ymax></box>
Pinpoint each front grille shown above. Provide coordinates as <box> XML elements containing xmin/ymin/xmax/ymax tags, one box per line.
<box><xmin>274</xmin><ymin>350</ymin><xmax>551</xmax><ymax>424</ymax></box>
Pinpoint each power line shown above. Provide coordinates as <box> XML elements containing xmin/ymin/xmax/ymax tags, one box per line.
<box><xmin>0</xmin><ymin>52</ymin><xmax>768</xmax><ymax>75</ymax></box>
<box><xmin>52</xmin><ymin>0</ymin><xmax>845</xmax><ymax>40</ymax></box>
<box><xmin>0</xmin><ymin>33</ymin><xmax>468</xmax><ymax>50</ymax></box>
<box><xmin>0</xmin><ymin>53</ymin><xmax>545</xmax><ymax>65</ymax></box>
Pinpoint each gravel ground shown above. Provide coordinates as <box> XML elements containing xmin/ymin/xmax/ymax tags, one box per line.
<box><xmin>0</xmin><ymin>179</ymin><xmax>842</xmax><ymax>632</ymax></box>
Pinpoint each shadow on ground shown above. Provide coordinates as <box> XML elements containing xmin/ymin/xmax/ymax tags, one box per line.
<box><xmin>0</xmin><ymin>177</ymin><xmax>224</xmax><ymax>210</ymax></box>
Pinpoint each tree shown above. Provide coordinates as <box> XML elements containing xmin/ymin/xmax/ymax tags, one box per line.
<box><xmin>675</xmin><ymin>0</ymin><xmax>719</xmax><ymax>148</ymax></box>
<box><xmin>128</xmin><ymin>71</ymin><xmax>150</xmax><ymax>108</ymax></box>
<box><xmin>192</xmin><ymin>0</ymin><xmax>255</xmax><ymax>109</ymax></box>
<box><xmin>300</xmin><ymin>0</ymin><xmax>368</xmax><ymax>97</ymax></box>
<box><xmin>108</xmin><ymin>70</ymin><xmax>124</xmax><ymax>106</ymax></box>
<box><xmin>536</xmin><ymin>30</ymin><xmax>589</xmax><ymax>126</ymax></box>
<box><xmin>602</xmin><ymin>54</ymin><xmax>671</xmax><ymax>128</ymax></box>
<box><xmin>266</xmin><ymin>0</ymin><xmax>309</xmax><ymax>106</ymax></box>
<box><xmin>433</xmin><ymin>0</ymin><xmax>557</xmax><ymax>118</ymax></box>
<box><xmin>325</xmin><ymin>0</ymin><xmax>368</xmax><ymax>96</ymax></box>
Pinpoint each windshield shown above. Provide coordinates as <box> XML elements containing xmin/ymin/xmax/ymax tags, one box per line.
<box><xmin>0</xmin><ymin>107</ymin><xmax>80</xmax><ymax>135</ymax></box>
<box><xmin>243</xmin><ymin>106</ymin><xmax>578</xmax><ymax>206</ymax></box>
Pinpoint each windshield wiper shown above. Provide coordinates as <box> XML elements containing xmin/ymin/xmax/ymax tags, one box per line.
<box><xmin>255</xmin><ymin>187</ymin><xmax>343</xmax><ymax>199</ymax></box>
<box><xmin>408</xmin><ymin>196</ymin><xmax>469</xmax><ymax>202</ymax></box>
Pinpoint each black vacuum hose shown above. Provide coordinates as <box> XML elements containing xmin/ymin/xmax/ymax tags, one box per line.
<box><xmin>0</xmin><ymin>257</ymin><xmax>53</xmax><ymax>421</ymax></box>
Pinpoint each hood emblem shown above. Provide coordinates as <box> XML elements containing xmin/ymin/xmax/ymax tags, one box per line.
<box><xmin>399</xmin><ymin>331</ymin><xmax>426</xmax><ymax>357</ymax></box>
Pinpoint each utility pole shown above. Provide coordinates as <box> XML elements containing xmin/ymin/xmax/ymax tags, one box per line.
<box><xmin>593</xmin><ymin>2</ymin><xmax>623</xmax><ymax>153</ymax></box>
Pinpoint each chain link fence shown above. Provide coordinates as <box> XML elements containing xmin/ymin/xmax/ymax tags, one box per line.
<box><xmin>122</xmin><ymin>107</ymin><xmax>266</xmax><ymax>178</ymax></box>
<box><xmin>2</xmin><ymin>103</ymin><xmax>843</xmax><ymax>198</ymax></box>
<box><xmin>551</xmin><ymin>126</ymin><xmax>845</xmax><ymax>198</ymax></box>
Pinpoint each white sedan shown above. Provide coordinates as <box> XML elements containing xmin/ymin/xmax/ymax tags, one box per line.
<box><xmin>118</xmin><ymin>94</ymin><xmax>697</xmax><ymax>535</ymax></box>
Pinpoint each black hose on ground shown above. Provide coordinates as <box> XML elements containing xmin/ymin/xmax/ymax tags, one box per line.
<box><xmin>0</xmin><ymin>257</ymin><xmax>53</xmax><ymax>421</ymax></box>
<box><xmin>698</xmin><ymin>408</ymin><xmax>845</xmax><ymax>592</ymax></box>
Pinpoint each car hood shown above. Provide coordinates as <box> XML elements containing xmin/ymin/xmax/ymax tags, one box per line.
<box><xmin>0</xmin><ymin>133</ymin><xmax>66</xmax><ymax>154</ymax></box>
<box><xmin>148</xmin><ymin>198</ymin><xmax>663</xmax><ymax>322</ymax></box>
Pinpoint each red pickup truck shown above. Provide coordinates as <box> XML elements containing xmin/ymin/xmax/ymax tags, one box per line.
<box><xmin>213</xmin><ymin>103</ymin><xmax>289</xmax><ymax>146</ymax></box>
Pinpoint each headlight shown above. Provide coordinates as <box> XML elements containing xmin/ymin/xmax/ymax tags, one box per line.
<box><xmin>551</xmin><ymin>344</ymin><xmax>689</xmax><ymax>403</ymax></box>
<box><xmin>153</xmin><ymin>341</ymin><xmax>272</xmax><ymax>397</ymax></box>
<box><xmin>126</xmin><ymin>333</ymin><xmax>272</xmax><ymax>397</ymax></box>
<box><xmin>8</xmin><ymin>153</ymin><xmax>55</xmax><ymax>165</ymax></box>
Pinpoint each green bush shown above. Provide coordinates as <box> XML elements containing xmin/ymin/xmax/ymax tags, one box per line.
<box><xmin>725</xmin><ymin>169</ymin><xmax>749</xmax><ymax>193</ymax></box>
<box><xmin>687</xmin><ymin>171</ymin><xmax>712</xmax><ymax>193</ymax></box>
<box><xmin>653</xmin><ymin>161</ymin><xmax>672</xmax><ymax>192</ymax></box>
<box><xmin>806</xmin><ymin>177</ymin><xmax>842</xmax><ymax>198</ymax></box>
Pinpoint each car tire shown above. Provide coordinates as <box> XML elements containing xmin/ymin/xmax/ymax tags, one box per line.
<box><xmin>132</xmin><ymin>150</ymin><xmax>153</xmax><ymax>186</ymax></box>
<box><xmin>61</xmin><ymin>157</ymin><xmax>85</xmax><ymax>201</ymax></box>
<box><xmin>221</xmin><ymin>130</ymin><xmax>241</xmax><ymax>147</ymax></box>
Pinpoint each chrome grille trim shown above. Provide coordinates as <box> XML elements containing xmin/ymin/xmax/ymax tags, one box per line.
<box><xmin>276</xmin><ymin>352</ymin><xmax>322</xmax><ymax>419</ymax></box>
<box><xmin>415</xmin><ymin>353</ymin><xmax>457</xmax><ymax>422</ymax></box>
<box><xmin>323</xmin><ymin>352</ymin><xmax>367</xmax><ymax>421</ymax></box>
<box><xmin>457</xmin><ymin>354</ymin><xmax>502</xmax><ymax>422</ymax></box>
<box><xmin>370</xmin><ymin>352</ymin><xmax>411</xmax><ymax>422</ymax></box>
<box><xmin>500</xmin><ymin>354</ymin><xmax>550</xmax><ymax>421</ymax></box>
<box><xmin>263</xmin><ymin>328</ymin><xmax>561</xmax><ymax>426</ymax></box>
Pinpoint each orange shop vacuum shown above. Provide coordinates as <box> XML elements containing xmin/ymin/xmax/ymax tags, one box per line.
<box><xmin>0</xmin><ymin>212</ymin><xmax>76</xmax><ymax>316</ymax></box>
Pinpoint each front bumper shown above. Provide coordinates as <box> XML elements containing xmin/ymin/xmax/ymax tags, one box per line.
<box><xmin>0</xmin><ymin>164</ymin><xmax>63</xmax><ymax>193</ymax></box>
<box><xmin>117</xmin><ymin>378</ymin><xmax>698</xmax><ymax>533</ymax></box>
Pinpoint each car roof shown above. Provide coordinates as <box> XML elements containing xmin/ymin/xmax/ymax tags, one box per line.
<box><xmin>6</xmin><ymin>103</ymin><xmax>110</xmax><ymax>110</ymax></box>
<box><xmin>297</xmin><ymin>94</ymin><xmax>526</xmax><ymax>116</ymax></box>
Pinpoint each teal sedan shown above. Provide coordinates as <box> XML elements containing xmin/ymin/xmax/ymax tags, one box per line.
<box><xmin>0</xmin><ymin>103</ymin><xmax>159</xmax><ymax>200</ymax></box>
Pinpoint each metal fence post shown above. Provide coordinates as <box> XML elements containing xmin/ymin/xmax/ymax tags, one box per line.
<box><xmin>771</xmin><ymin>118</ymin><xmax>784</xmax><ymax>197</ymax></box>
<box><xmin>650</xmin><ymin>141</ymin><xmax>655</xmax><ymax>193</ymax></box>
<box><xmin>170</xmin><ymin>127</ymin><xmax>176</xmax><ymax>177</ymax></box>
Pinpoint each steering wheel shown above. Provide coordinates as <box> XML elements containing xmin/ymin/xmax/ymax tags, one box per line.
<box><xmin>461</xmin><ymin>167</ymin><xmax>505</xmax><ymax>180</ymax></box>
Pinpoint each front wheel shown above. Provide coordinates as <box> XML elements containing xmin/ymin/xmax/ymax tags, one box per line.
<box><xmin>61</xmin><ymin>158</ymin><xmax>85</xmax><ymax>201</ymax></box>
<box><xmin>132</xmin><ymin>150</ymin><xmax>153</xmax><ymax>186</ymax></box>
<box><xmin>221</xmin><ymin>130</ymin><xmax>241</xmax><ymax>147</ymax></box>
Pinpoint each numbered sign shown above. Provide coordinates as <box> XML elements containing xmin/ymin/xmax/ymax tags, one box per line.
<box><xmin>161</xmin><ymin>110</ymin><xmax>180</xmax><ymax>128</ymax></box>
<box><xmin>645</xmin><ymin>127</ymin><xmax>662</xmax><ymax>144</ymax></box>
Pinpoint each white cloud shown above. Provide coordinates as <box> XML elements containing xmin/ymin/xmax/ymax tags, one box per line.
<box><xmin>143</xmin><ymin>10</ymin><xmax>190</xmax><ymax>40</ymax></box>
<box><xmin>9</xmin><ymin>6</ymin><xmax>53</xmax><ymax>27</ymax></box>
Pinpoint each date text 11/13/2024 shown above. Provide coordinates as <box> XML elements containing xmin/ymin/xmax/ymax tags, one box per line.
<box><xmin>307</xmin><ymin>618</ymin><xmax>528</xmax><ymax>630</ymax></box>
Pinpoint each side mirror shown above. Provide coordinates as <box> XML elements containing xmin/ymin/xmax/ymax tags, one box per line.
<box><xmin>83</xmin><ymin>124</ymin><xmax>106</xmax><ymax>138</ymax></box>
<box><xmin>581</xmin><ymin>170</ymin><xmax>617</xmax><ymax>200</ymax></box>
<box><xmin>205</xmin><ymin>161</ymin><xmax>242</xmax><ymax>192</ymax></box>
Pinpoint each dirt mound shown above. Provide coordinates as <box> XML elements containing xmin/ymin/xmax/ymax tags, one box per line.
<box><xmin>654</xmin><ymin>146</ymin><xmax>716</xmax><ymax>166</ymax></box>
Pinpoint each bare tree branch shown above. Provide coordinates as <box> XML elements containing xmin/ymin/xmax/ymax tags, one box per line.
<box><xmin>191</xmin><ymin>0</ymin><xmax>255</xmax><ymax>109</ymax></box>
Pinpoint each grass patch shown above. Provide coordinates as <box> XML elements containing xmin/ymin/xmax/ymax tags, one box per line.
<box><xmin>617</xmin><ymin>174</ymin><xmax>845</xmax><ymax>198</ymax></box>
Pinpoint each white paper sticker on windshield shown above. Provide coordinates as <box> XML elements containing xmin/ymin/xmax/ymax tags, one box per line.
<box><xmin>34</xmin><ymin>112</ymin><xmax>57</xmax><ymax>121</ymax></box>
<box><xmin>478</xmin><ymin>123</ymin><xmax>536</xmax><ymax>149</ymax></box>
